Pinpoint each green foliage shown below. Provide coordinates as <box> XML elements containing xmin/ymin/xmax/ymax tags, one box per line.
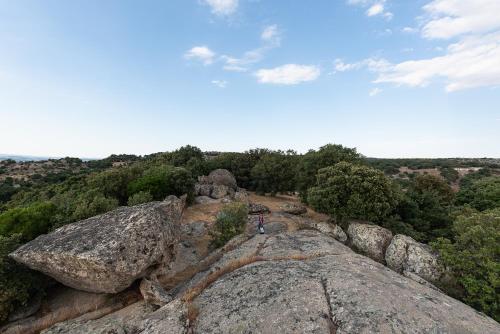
<box><xmin>210</xmin><ymin>202</ymin><xmax>248</xmax><ymax>248</ymax></box>
<box><xmin>0</xmin><ymin>234</ymin><xmax>47</xmax><ymax>323</ymax></box>
<box><xmin>128</xmin><ymin>165</ymin><xmax>194</xmax><ymax>202</ymax></box>
<box><xmin>71</xmin><ymin>189</ymin><xmax>119</xmax><ymax>222</ymax></box>
<box><xmin>297</xmin><ymin>144</ymin><xmax>361</xmax><ymax>202</ymax></box>
<box><xmin>395</xmin><ymin>174</ymin><xmax>454</xmax><ymax>242</ymax></box>
<box><xmin>439</xmin><ymin>167</ymin><xmax>459</xmax><ymax>184</ymax></box>
<box><xmin>89</xmin><ymin>166</ymin><xmax>142</xmax><ymax>205</ymax></box>
<box><xmin>431</xmin><ymin>209</ymin><xmax>500</xmax><ymax>321</ymax></box>
<box><xmin>0</xmin><ymin>202</ymin><xmax>57</xmax><ymax>241</ymax></box>
<box><xmin>456</xmin><ymin>176</ymin><xmax>500</xmax><ymax>211</ymax></box>
<box><xmin>250</xmin><ymin>151</ymin><xmax>298</xmax><ymax>195</ymax></box>
<box><xmin>127</xmin><ymin>191</ymin><xmax>153</xmax><ymax>206</ymax></box>
<box><xmin>308</xmin><ymin>162</ymin><xmax>398</xmax><ymax>224</ymax></box>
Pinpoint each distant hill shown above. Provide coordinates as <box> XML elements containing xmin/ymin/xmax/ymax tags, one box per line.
<box><xmin>0</xmin><ymin>154</ymin><xmax>60</xmax><ymax>162</ymax></box>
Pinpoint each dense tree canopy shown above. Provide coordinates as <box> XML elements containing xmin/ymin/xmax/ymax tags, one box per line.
<box><xmin>456</xmin><ymin>176</ymin><xmax>500</xmax><ymax>211</ymax></box>
<box><xmin>308</xmin><ymin>162</ymin><xmax>398</xmax><ymax>224</ymax></box>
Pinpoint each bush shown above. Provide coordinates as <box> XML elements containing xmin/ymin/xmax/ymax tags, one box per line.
<box><xmin>70</xmin><ymin>189</ymin><xmax>119</xmax><ymax>222</ymax></box>
<box><xmin>89</xmin><ymin>166</ymin><xmax>142</xmax><ymax>205</ymax></box>
<box><xmin>128</xmin><ymin>165</ymin><xmax>195</xmax><ymax>202</ymax></box>
<box><xmin>210</xmin><ymin>202</ymin><xmax>248</xmax><ymax>248</ymax></box>
<box><xmin>307</xmin><ymin>162</ymin><xmax>398</xmax><ymax>224</ymax></box>
<box><xmin>127</xmin><ymin>191</ymin><xmax>153</xmax><ymax>206</ymax></box>
<box><xmin>431</xmin><ymin>209</ymin><xmax>500</xmax><ymax>321</ymax></box>
<box><xmin>0</xmin><ymin>234</ymin><xmax>47</xmax><ymax>323</ymax></box>
<box><xmin>0</xmin><ymin>202</ymin><xmax>57</xmax><ymax>241</ymax></box>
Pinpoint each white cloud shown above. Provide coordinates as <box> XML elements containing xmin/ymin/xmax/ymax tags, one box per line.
<box><xmin>211</xmin><ymin>80</ymin><xmax>228</xmax><ymax>88</ymax></box>
<box><xmin>349</xmin><ymin>0</ymin><xmax>393</xmax><ymax>20</ymax></box>
<box><xmin>261</xmin><ymin>24</ymin><xmax>280</xmax><ymax>44</ymax></box>
<box><xmin>367</xmin><ymin>3</ymin><xmax>384</xmax><ymax>16</ymax></box>
<box><xmin>402</xmin><ymin>27</ymin><xmax>418</xmax><ymax>34</ymax></box>
<box><xmin>340</xmin><ymin>0</ymin><xmax>500</xmax><ymax>92</ymax></box>
<box><xmin>184</xmin><ymin>46</ymin><xmax>216</xmax><ymax>65</ymax></box>
<box><xmin>221</xmin><ymin>25</ymin><xmax>281</xmax><ymax>72</ymax></box>
<box><xmin>421</xmin><ymin>0</ymin><xmax>500</xmax><ymax>39</ymax></box>
<box><xmin>254</xmin><ymin>64</ymin><xmax>320</xmax><ymax>85</ymax></box>
<box><xmin>374</xmin><ymin>32</ymin><xmax>500</xmax><ymax>91</ymax></box>
<box><xmin>369</xmin><ymin>87</ymin><xmax>383</xmax><ymax>96</ymax></box>
<box><xmin>203</xmin><ymin>0</ymin><xmax>238</xmax><ymax>16</ymax></box>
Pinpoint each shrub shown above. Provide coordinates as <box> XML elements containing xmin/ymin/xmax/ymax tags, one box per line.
<box><xmin>128</xmin><ymin>165</ymin><xmax>194</xmax><ymax>202</ymax></box>
<box><xmin>127</xmin><ymin>191</ymin><xmax>153</xmax><ymax>206</ymax></box>
<box><xmin>307</xmin><ymin>162</ymin><xmax>398</xmax><ymax>224</ymax></box>
<box><xmin>431</xmin><ymin>209</ymin><xmax>500</xmax><ymax>321</ymax></box>
<box><xmin>210</xmin><ymin>202</ymin><xmax>248</xmax><ymax>248</ymax></box>
<box><xmin>0</xmin><ymin>234</ymin><xmax>47</xmax><ymax>323</ymax></box>
<box><xmin>71</xmin><ymin>189</ymin><xmax>119</xmax><ymax>222</ymax></box>
<box><xmin>250</xmin><ymin>151</ymin><xmax>298</xmax><ymax>195</ymax></box>
<box><xmin>89</xmin><ymin>166</ymin><xmax>142</xmax><ymax>205</ymax></box>
<box><xmin>0</xmin><ymin>202</ymin><xmax>57</xmax><ymax>241</ymax></box>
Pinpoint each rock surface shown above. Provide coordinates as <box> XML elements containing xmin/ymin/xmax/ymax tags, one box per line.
<box><xmin>347</xmin><ymin>221</ymin><xmax>393</xmax><ymax>263</ymax></box>
<box><xmin>40</xmin><ymin>230</ymin><xmax>500</xmax><ymax>334</ymax></box>
<box><xmin>140</xmin><ymin>278</ymin><xmax>172</xmax><ymax>307</ymax></box>
<box><xmin>10</xmin><ymin>196</ymin><xmax>185</xmax><ymax>293</ymax></box>
<box><xmin>386</xmin><ymin>234</ymin><xmax>444</xmax><ymax>283</ymax></box>
<box><xmin>311</xmin><ymin>221</ymin><xmax>348</xmax><ymax>243</ymax></box>
<box><xmin>280</xmin><ymin>202</ymin><xmax>307</xmax><ymax>215</ymax></box>
<box><xmin>194</xmin><ymin>169</ymin><xmax>238</xmax><ymax>200</ymax></box>
<box><xmin>206</xmin><ymin>169</ymin><xmax>237</xmax><ymax>190</ymax></box>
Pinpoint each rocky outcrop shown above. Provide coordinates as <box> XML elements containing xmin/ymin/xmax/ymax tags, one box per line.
<box><xmin>280</xmin><ymin>202</ymin><xmax>307</xmax><ymax>215</ymax></box>
<box><xmin>386</xmin><ymin>234</ymin><xmax>444</xmax><ymax>284</ymax></box>
<box><xmin>42</xmin><ymin>230</ymin><xmax>500</xmax><ymax>333</ymax></box>
<box><xmin>194</xmin><ymin>169</ymin><xmax>239</xmax><ymax>200</ymax></box>
<box><xmin>311</xmin><ymin>221</ymin><xmax>347</xmax><ymax>243</ymax></box>
<box><xmin>347</xmin><ymin>221</ymin><xmax>393</xmax><ymax>263</ymax></box>
<box><xmin>10</xmin><ymin>196</ymin><xmax>185</xmax><ymax>293</ymax></box>
<box><xmin>248</xmin><ymin>203</ymin><xmax>270</xmax><ymax>214</ymax></box>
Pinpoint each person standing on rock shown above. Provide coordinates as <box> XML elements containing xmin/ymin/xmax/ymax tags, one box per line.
<box><xmin>258</xmin><ymin>213</ymin><xmax>265</xmax><ymax>234</ymax></box>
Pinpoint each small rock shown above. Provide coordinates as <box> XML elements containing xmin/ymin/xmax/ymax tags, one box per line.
<box><xmin>234</xmin><ymin>189</ymin><xmax>249</xmax><ymax>203</ymax></box>
<box><xmin>248</xmin><ymin>203</ymin><xmax>271</xmax><ymax>215</ymax></box>
<box><xmin>347</xmin><ymin>221</ymin><xmax>393</xmax><ymax>263</ymax></box>
<box><xmin>280</xmin><ymin>202</ymin><xmax>307</xmax><ymax>215</ymax></box>
<box><xmin>194</xmin><ymin>196</ymin><xmax>217</xmax><ymax>205</ymax></box>
<box><xmin>139</xmin><ymin>278</ymin><xmax>172</xmax><ymax>307</ymax></box>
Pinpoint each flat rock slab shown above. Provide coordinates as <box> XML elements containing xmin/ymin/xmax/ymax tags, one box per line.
<box><xmin>10</xmin><ymin>197</ymin><xmax>184</xmax><ymax>293</ymax></box>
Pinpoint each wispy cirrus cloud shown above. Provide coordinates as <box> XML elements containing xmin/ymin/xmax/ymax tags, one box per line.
<box><xmin>254</xmin><ymin>64</ymin><xmax>320</xmax><ymax>85</ymax></box>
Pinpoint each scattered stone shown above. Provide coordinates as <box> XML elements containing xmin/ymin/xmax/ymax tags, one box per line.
<box><xmin>280</xmin><ymin>202</ymin><xmax>307</xmax><ymax>215</ymax></box>
<box><xmin>347</xmin><ymin>221</ymin><xmax>393</xmax><ymax>263</ymax></box>
<box><xmin>10</xmin><ymin>196</ymin><xmax>184</xmax><ymax>293</ymax></box>
<box><xmin>139</xmin><ymin>278</ymin><xmax>172</xmax><ymax>307</ymax></box>
<box><xmin>248</xmin><ymin>203</ymin><xmax>270</xmax><ymax>215</ymax></box>
<box><xmin>385</xmin><ymin>234</ymin><xmax>444</xmax><ymax>283</ymax></box>
<box><xmin>311</xmin><ymin>222</ymin><xmax>347</xmax><ymax>243</ymax></box>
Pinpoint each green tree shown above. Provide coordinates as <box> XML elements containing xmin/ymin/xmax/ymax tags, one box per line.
<box><xmin>456</xmin><ymin>176</ymin><xmax>500</xmax><ymax>211</ymax></box>
<box><xmin>296</xmin><ymin>144</ymin><xmax>361</xmax><ymax>202</ymax></box>
<box><xmin>0</xmin><ymin>202</ymin><xmax>57</xmax><ymax>241</ymax></box>
<box><xmin>308</xmin><ymin>162</ymin><xmax>398</xmax><ymax>224</ymax></box>
<box><xmin>128</xmin><ymin>165</ymin><xmax>194</xmax><ymax>202</ymax></box>
<box><xmin>89</xmin><ymin>166</ymin><xmax>142</xmax><ymax>205</ymax></box>
<box><xmin>431</xmin><ymin>209</ymin><xmax>500</xmax><ymax>321</ymax></box>
<box><xmin>250</xmin><ymin>151</ymin><xmax>297</xmax><ymax>195</ymax></box>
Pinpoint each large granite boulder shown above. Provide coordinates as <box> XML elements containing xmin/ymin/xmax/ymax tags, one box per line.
<box><xmin>346</xmin><ymin>221</ymin><xmax>393</xmax><ymax>263</ymax></box>
<box><xmin>207</xmin><ymin>169</ymin><xmax>237</xmax><ymax>190</ymax></box>
<box><xmin>386</xmin><ymin>234</ymin><xmax>444</xmax><ymax>283</ymax></box>
<box><xmin>10</xmin><ymin>196</ymin><xmax>185</xmax><ymax>293</ymax></box>
<box><xmin>40</xmin><ymin>230</ymin><xmax>500</xmax><ymax>334</ymax></box>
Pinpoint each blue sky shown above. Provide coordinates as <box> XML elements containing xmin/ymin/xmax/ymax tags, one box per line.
<box><xmin>0</xmin><ymin>0</ymin><xmax>499</xmax><ymax>158</ymax></box>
